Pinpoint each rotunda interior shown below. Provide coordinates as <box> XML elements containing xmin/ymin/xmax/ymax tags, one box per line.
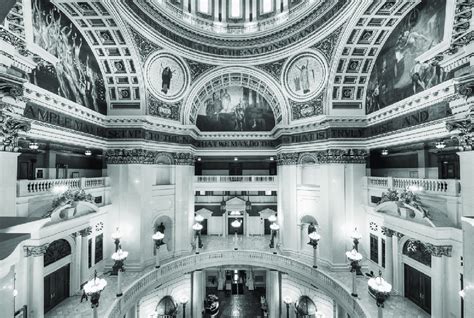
<box><xmin>0</xmin><ymin>0</ymin><xmax>473</xmax><ymax>318</ymax></box>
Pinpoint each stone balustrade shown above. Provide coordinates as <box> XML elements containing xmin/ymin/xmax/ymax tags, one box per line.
<box><xmin>364</xmin><ymin>176</ymin><xmax>460</xmax><ymax>196</ymax></box>
<box><xmin>104</xmin><ymin>250</ymin><xmax>368</xmax><ymax>318</ymax></box>
<box><xmin>17</xmin><ymin>177</ymin><xmax>110</xmax><ymax>197</ymax></box>
<box><xmin>195</xmin><ymin>175</ymin><xmax>277</xmax><ymax>183</ymax></box>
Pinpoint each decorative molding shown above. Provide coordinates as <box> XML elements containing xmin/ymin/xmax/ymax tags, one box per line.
<box><xmin>291</xmin><ymin>94</ymin><xmax>324</xmax><ymax>120</ymax></box>
<box><xmin>255</xmin><ymin>58</ymin><xmax>287</xmax><ymax>81</ymax></box>
<box><xmin>0</xmin><ymin>102</ymin><xmax>31</xmax><ymax>152</ymax></box>
<box><xmin>173</xmin><ymin>152</ymin><xmax>194</xmax><ymax>166</ymax></box>
<box><xmin>148</xmin><ymin>94</ymin><xmax>180</xmax><ymax>121</ymax></box>
<box><xmin>425</xmin><ymin>244</ymin><xmax>453</xmax><ymax>258</ymax></box>
<box><xmin>129</xmin><ymin>28</ymin><xmax>161</xmax><ymax>63</ymax></box>
<box><xmin>445</xmin><ymin>114</ymin><xmax>473</xmax><ymax>151</ymax></box>
<box><xmin>276</xmin><ymin>152</ymin><xmax>299</xmax><ymax>165</ymax></box>
<box><xmin>23</xmin><ymin>244</ymin><xmax>49</xmax><ymax>257</ymax></box>
<box><xmin>369</xmin><ymin>222</ymin><xmax>378</xmax><ymax>232</ymax></box>
<box><xmin>380</xmin><ymin>226</ymin><xmax>395</xmax><ymax>237</ymax></box>
<box><xmin>185</xmin><ymin>59</ymin><xmax>217</xmax><ymax>81</ymax></box>
<box><xmin>311</xmin><ymin>26</ymin><xmax>343</xmax><ymax>61</ymax></box>
<box><xmin>79</xmin><ymin>226</ymin><xmax>93</xmax><ymax>237</ymax></box>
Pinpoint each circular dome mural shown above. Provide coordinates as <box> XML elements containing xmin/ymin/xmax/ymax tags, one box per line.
<box><xmin>282</xmin><ymin>50</ymin><xmax>328</xmax><ymax>102</ymax></box>
<box><xmin>144</xmin><ymin>52</ymin><xmax>190</xmax><ymax>102</ymax></box>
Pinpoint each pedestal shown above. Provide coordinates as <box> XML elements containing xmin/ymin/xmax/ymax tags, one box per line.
<box><xmin>93</xmin><ymin>306</ymin><xmax>98</xmax><ymax>318</ymax></box>
<box><xmin>0</xmin><ymin>152</ymin><xmax>19</xmax><ymax>216</ymax></box>
<box><xmin>351</xmin><ymin>270</ymin><xmax>358</xmax><ymax>297</ymax></box>
<box><xmin>377</xmin><ymin>306</ymin><xmax>383</xmax><ymax>318</ymax></box>
<box><xmin>116</xmin><ymin>269</ymin><xmax>123</xmax><ymax>297</ymax></box>
<box><xmin>313</xmin><ymin>246</ymin><xmax>318</xmax><ymax>268</ymax></box>
<box><xmin>155</xmin><ymin>247</ymin><xmax>161</xmax><ymax>268</ymax></box>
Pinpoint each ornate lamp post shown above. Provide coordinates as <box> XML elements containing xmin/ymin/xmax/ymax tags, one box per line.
<box><xmin>308</xmin><ymin>231</ymin><xmax>321</xmax><ymax>268</ymax></box>
<box><xmin>368</xmin><ymin>270</ymin><xmax>392</xmax><ymax>318</ymax></box>
<box><xmin>345</xmin><ymin>249</ymin><xmax>362</xmax><ymax>297</ymax></box>
<box><xmin>179</xmin><ymin>295</ymin><xmax>189</xmax><ymax>318</ymax></box>
<box><xmin>192</xmin><ymin>223</ymin><xmax>203</xmax><ymax>254</ymax></box>
<box><xmin>111</xmin><ymin>227</ymin><xmax>122</xmax><ymax>252</ymax></box>
<box><xmin>231</xmin><ymin>219</ymin><xmax>242</xmax><ymax>250</ymax></box>
<box><xmin>269</xmin><ymin>223</ymin><xmax>280</xmax><ymax>254</ymax></box>
<box><xmin>283</xmin><ymin>296</ymin><xmax>293</xmax><ymax>318</ymax></box>
<box><xmin>83</xmin><ymin>270</ymin><xmax>107</xmax><ymax>318</ymax></box>
<box><xmin>195</xmin><ymin>214</ymin><xmax>204</xmax><ymax>223</ymax></box>
<box><xmin>349</xmin><ymin>227</ymin><xmax>362</xmax><ymax>251</ymax></box>
<box><xmin>111</xmin><ymin>248</ymin><xmax>128</xmax><ymax>297</ymax></box>
<box><xmin>152</xmin><ymin>231</ymin><xmax>165</xmax><ymax>268</ymax></box>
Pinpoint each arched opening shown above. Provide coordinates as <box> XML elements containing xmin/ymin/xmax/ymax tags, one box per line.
<box><xmin>43</xmin><ymin>239</ymin><xmax>72</xmax><ymax>313</ymax></box>
<box><xmin>155</xmin><ymin>295</ymin><xmax>178</xmax><ymax>317</ymax></box>
<box><xmin>154</xmin><ymin>215</ymin><xmax>174</xmax><ymax>253</ymax></box>
<box><xmin>295</xmin><ymin>295</ymin><xmax>318</xmax><ymax>317</ymax></box>
<box><xmin>155</xmin><ymin>153</ymin><xmax>174</xmax><ymax>185</ymax></box>
<box><xmin>300</xmin><ymin>215</ymin><xmax>318</xmax><ymax>251</ymax></box>
<box><xmin>401</xmin><ymin>239</ymin><xmax>432</xmax><ymax>315</ymax></box>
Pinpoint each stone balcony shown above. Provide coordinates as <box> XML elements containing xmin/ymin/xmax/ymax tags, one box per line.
<box><xmin>194</xmin><ymin>175</ymin><xmax>278</xmax><ymax>191</ymax></box>
<box><xmin>45</xmin><ymin>236</ymin><xmax>429</xmax><ymax>318</ymax></box>
<box><xmin>16</xmin><ymin>177</ymin><xmax>111</xmax><ymax>217</ymax></box>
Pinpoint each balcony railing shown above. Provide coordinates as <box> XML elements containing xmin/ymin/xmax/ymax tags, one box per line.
<box><xmin>365</xmin><ymin>176</ymin><xmax>460</xmax><ymax>196</ymax></box>
<box><xmin>195</xmin><ymin>175</ymin><xmax>277</xmax><ymax>183</ymax></box>
<box><xmin>17</xmin><ymin>177</ymin><xmax>110</xmax><ymax>197</ymax></box>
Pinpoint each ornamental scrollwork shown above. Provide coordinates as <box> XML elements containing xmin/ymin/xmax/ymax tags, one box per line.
<box><xmin>173</xmin><ymin>152</ymin><xmax>194</xmax><ymax>165</ymax></box>
<box><xmin>380</xmin><ymin>226</ymin><xmax>395</xmax><ymax>237</ymax></box>
<box><xmin>129</xmin><ymin>28</ymin><xmax>161</xmax><ymax>63</ymax></box>
<box><xmin>316</xmin><ymin>149</ymin><xmax>367</xmax><ymax>164</ymax></box>
<box><xmin>291</xmin><ymin>94</ymin><xmax>324</xmax><ymax>120</ymax></box>
<box><xmin>445</xmin><ymin>115</ymin><xmax>473</xmax><ymax>151</ymax></box>
<box><xmin>0</xmin><ymin>102</ymin><xmax>31</xmax><ymax>152</ymax></box>
<box><xmin>24</xmin><ymin>244</ymin><xmax>50</xmax><ymax>257</ymax></box>
<box><xmin>106</xmin><ymin>149</ymin><xmax>158</xmax><ymax>164</ymax></box>
<box><xmin>425</xmin><ymin>243</ymin><xmax>453</xmax><ymax>258</ymax></box>
<box><xmin>185</xmin><ymin>59</ymin><xmax>217</xmax><ymax>81</ymax></box>
<box><xmin>148</xmin><ymin>95</ymin><xmax>180</xmax><ymax>121</ymax></box>
<box><xmin>276</xmin><ymin>152</ymin><xmax>299</xmax><ymax>165</ymax></box>
<box><xmin>79</xmin><ymin>226</ymin><xmax>93</xmax><ymax>237</ymax></box>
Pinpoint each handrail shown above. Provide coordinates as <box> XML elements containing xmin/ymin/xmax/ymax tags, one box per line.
<box><xmin>195</xmin><ymin>175</ymin><xmax>277</xmax><ymax>183</ymax></box>
<box><xmin>104</xmin><ymin>250</ymin><xmax>368</xmax><ymax>318</ymax></box>
<box><xmin>17</xmin><ymin>177</ymin><xmax>109</xmax><ymax>196</ymax></box>
<box><xmin>365</xmin><ymin>176</ymin><xmax>460</xmax><ymax>196</ymax></box>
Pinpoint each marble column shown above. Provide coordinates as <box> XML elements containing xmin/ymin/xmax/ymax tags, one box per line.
<box><xmin>80</xmin><ymin>227</ymin><xmax>92</xmax><ymax>284</ymax></box>
<box><xmin>192</xmin><ymin>270</ymin><xmax>204</xmax><ymax>318</ymax></box>
<box><xmin>430</xmin><ymin>245</ymin><xmax>451</xmax><ymax>318</ymax></box>
<box><xmin>277</xmin><ymin>157</ymin><xmax>298</xmax><ymax>251</ymax></box>
<box><xmin>72</xmin><ymin>232</ymin><xmax>82</xmax><ymax>294</ymax></box>
<box><xmin>381</xmin><ymin>227</ymin><xmax>394</xmax><ymax>285</ymax></box>
<box><xmin>214</xmin><ymin>0</ymin><xmax>220</xmax><ymax>20</ymax></box>
<box><xmin>391</xmin><ymin>232</ymin><xmax>402</xmax><ymax>294</ymax></box>
<box><xmin>462</xmin><ymin>217</ymin><xmax>474</xmax><ymax>318</ymax></box>
<box><xmin>266</xmin><ymin>270</ymin><xmax>280</xmax><ymax>318</ymax></box>
<box><xmin>174</xmin><ymin>158</ymin><xmax>194</xmax><ymax>256</ymax></box>
<box><xmin>0</xmin><ymin>152</ymin><xmax>20</xmax><ymax>217</ymax></box>
<box><xmin>221</xmin><ymin>0</ymin><xmax>226</xmax><ymax>22</ymax></box>
<box><xmin>25</xmin><ymin>244</ymin><xmax>48</xmax><ymax>318</ymax></box>
<box><xmin>458</xmin><ymin>151</ymin><xmax>474</xmax><ymax>217</ymax></box>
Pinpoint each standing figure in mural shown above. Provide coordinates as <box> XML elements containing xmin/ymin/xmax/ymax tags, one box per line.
<box><xmin>161</xmin><ymin>64</ymin><xmax>175</xmax><ymax>94</ymax></box>
<box><xmin>221</xmin><ymin>89</ymin><xmax>232</xmax><ymax>113</ymax></box>
<box><xmin>234</xmin><ymin>100</ymin><xmax>245</xmax><ymax>131</ymax></box>
<box><xmin>206</xmin><ymin>92</ymin><xmax>223</xmax><ymax>121</ymax></box>
<box><xmin>410</xmin><ymin>61</ymin><xmax>428</xmax><ymax>93</ymax></box>
<box><xmin>295</xmin><ymin>59</ymin><xmax>311</xmax><ymax>94</ymax></box>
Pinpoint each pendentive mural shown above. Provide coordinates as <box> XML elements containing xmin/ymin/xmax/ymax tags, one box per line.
<box><xmin>283</xmin><ymin>50</ymin><xmax>328</xmax><ymax>102</ymax></box>
<box><xmin>29</xmin><ymin>0</ymin><xmax>106</xmax><ymax>114</ymax></box>
<box><xmin>366</xmin><ymin>0</ymin><xmax>449</xmax><ymax>114</ymax></box>
<box><xmin>145</xmin><ymin>52</ymin><xmax>190</xmax><ymax>103</ymax></box>
<box><xmin>196</xmin><ymin>86</ymin><xmax>275</xmax><ymax>132</ymax></box>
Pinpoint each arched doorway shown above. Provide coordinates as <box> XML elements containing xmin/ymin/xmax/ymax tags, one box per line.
<box><xmin>402</xmin><ymin>239</ymin><xmax>432</xmax><ymax>314</ymax></box>
<box><xmin>155</xmin><ymin>295</ymin><xmax>178</xmax><ymax>317</ymax></box>
<box><xmin>43</xmin><ymin>239</ymin><xmax>72</xmax><ymax>313</ymax></box>
<box><xmin>153</xmin><ymin>215</ymin><xmax>174</xmax><ymax>253</ymax></box>
<box><xmin>299</xmin><ymin>215</ymin><xmax>318</xmax><ymax>251</ymax></box>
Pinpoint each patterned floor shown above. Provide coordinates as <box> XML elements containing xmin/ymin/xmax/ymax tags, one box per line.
<box><xmin>45</xmin><ymin>236</ymin><xmax>430</xmax><ymax>318</ymax></box>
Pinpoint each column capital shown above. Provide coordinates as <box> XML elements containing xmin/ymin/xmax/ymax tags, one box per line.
<box><xmin>426</xmin><ymin>244</ymin><xmax>453</xmax><ymax>257</ymax></box>
<box><xmin>0</xmin><ymin>102</ymin><xmax>31</xmax><ymax>152</ymax></box>
<box><xmin>24</xmin><ymin>244</ymin><xmax>49</xmax><ymax>257</ymax></box>
<box><xmin>445</xmin><ymin>114</ymin><xmax>473</xmax><ymax>151</ymax></box>
<box><xmin>79</xmin><ymin>226</ymin><xmax>93</xmax><ymax>237</ymax></box>
<box><xmin>380</xmin><ymin>226</ymin><xmax>396</xmax><ymax>237</ymax></box>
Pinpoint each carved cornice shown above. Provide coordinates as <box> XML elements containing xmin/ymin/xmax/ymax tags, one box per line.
<box><xmin>24</xmin><ymin>244</ymin><xmax>49</xmax><ymax>257</ymax></box>
<box><xmin>173</xmin><ymin>152</ymin><xmax>195</xmax><ymax>166</ymax></box>
<box><xmin>280</xmin><ymin>149</ymin><xmax>368</xmax><ymax>165</ymax></box>
<box><xmin>0</xmin><ymin>102</ymin><xmax>31</xmax><ymax>152</ymax></box>
<box><xmin>425</xmin><ymin>244</ymin><xmax>452</xmax><ymax>258</ymax></box>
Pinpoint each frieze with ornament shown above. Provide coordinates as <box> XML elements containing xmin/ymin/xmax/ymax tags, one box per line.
<box><xmin>24</xmin><ymin>244</ymin><xmax>49</xmax><ymax>257</ymax></box>
<box><xmin>425</xmin><ymin>243</ymin><xmax>453</xmax><ymax>258</ymax></box>
<box><xmin>276</xmin><ymin>153</ymin><xmax>299</xmax><ymax>165</ymax></box>
<box><xmin>106</xmin><ymin>149</ymin><xmax>193</xmax><ymax>165</ymax></box>
<box><xmin>310</xmin><ymin>26</ymin><xmax>343</xmax><ymax>61</ymax></box>
<box><xmin>148</xmin><ymin>94</ymin><xmax>180</xmax><ymax>121</ymax></box>
<box><xmin>173</xmin><ymin>152</ymin><xmax>195</xmax><ymax>166</ymax></box>
<box><xmin>291</xmin><ymin>94</ymin><xmax>324</xmax><ymax>120</ymax></box>
<box><xmin>79</xmin><ymin>226</ymin><xmax>93</xmax><ymax>237</ymax></box>
<box><xmin>185</xmin><ymin>59</ymin><xmax>217</xmax><ymax>81</ymax></box>
<box><xmin>445</xmin><ymin>114</ymin><xmax>474</xmax><ymax>151</ymax></box>
<box><xmin>129</xmin><ymin>28</ymin><xmax>162</xmax><ymax>63</ymax></box>
<box><xmin>380</xmin><ymin>226</ymin><xmax>395</xmax><ymax>237</ymax></box>
<box><xmin>255</xmin><ymin>58</ymin><xmax>287</xmax><ymax>81</ymax></box>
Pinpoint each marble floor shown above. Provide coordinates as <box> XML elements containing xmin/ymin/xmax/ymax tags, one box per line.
<box><xmin>45</xmin><ymin>236</ymin><xmax>430</xmax><ymax>318</ymax></box>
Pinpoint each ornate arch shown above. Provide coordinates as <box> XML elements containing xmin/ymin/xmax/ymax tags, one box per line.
<box><xmin>154</xmin><ymin>152</ymin><xmax>174</xmax><ymax>165</ymax></box>
<box><xmin>44</xmin><ymin>239</ymin><xmax>71</xmax><ymax>267</ymax></box>
<box><xmin>298</xmin><ymin>152</ymin><xmax>319</xmax><ymax>165</ymax></box>
<box><xmin>182</xmin><ymin>66</ymin><xmax>290</xmax><ymax>127</ymax></box>
<box><xmin>152</xmin><ymin>214</ymin><xmax>174</xmax><ymax>252</ymax></box>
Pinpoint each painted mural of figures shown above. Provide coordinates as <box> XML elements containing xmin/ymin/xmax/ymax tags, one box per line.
<box><xmin>234</xmin><ymin>100</ymin><xmax>245</xmax><ymax>131</ymax></box>
<box><xmin>366</xmin><ymin>0</ymin><xmax>449</xmax><ymax>114</ymax></box>
<box><xmin>295</xmin><ymin>59</ymin><xmax>310</xmax><ymax>93</ymax></box>
<box><xmin>31</xmin><ymin>0</ymin><xmax>106</xmax><ymax>114</ymax></box>
<box><xmin>221</xmin><ymin>89</ymin><xmax>232</xmax><ymax>113</ymax></box>
<box><xmin>161</xmin><ymin>65</ymin><xmax>175</xmax><ymax>94</ymax></box>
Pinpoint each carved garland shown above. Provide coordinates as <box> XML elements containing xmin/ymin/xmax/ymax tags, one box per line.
<box><xmin>278</xmin><ymin>149</ymin><xmax>367</xmax><ymax>165</ymax></box>
<box><xmin>106</xmin><ymin>149</ymin><xmax>194</xmax><ymax>165</ymax></box>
